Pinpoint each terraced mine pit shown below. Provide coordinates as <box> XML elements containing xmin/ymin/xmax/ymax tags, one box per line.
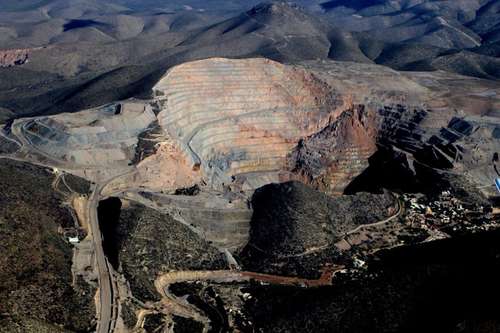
<box><xmin>11</xmin><ymin>101</ymin><xmax>155</xmax><ymax>180</ymax></box>
<box><xmin>153</xmin><ymin>57</ymin><xmax>353</xmax><ymax>193</ymax></box>
<box><xmin>150</xmin><ymin>58</ymin><xmax>500</xmax><ymax>198</ymax></box>
<box><xmin>6</xmin><ymin>57</ymin><xmax>499</xmax><ymax>195</ymax></box>
<box><xmin>1</xmin><ymin>56</ymin><xmax>499</xmax><ymax>333</ymax></box>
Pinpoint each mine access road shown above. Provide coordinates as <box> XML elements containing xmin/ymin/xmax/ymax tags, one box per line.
<box><xmin>1</xmin><ymin>124</ymin><xmax>120</xmax><ymax>333</ymax></box>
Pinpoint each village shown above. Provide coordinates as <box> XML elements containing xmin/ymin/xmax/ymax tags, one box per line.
<box><xmin>401</xmin><ymin>190</ymin><xmax>499</xmax><ymax>240</ymax></box>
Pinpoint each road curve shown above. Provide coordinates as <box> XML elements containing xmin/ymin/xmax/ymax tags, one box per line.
<box><xmin>153</xmin><ymin>268</ymin><xmax>341</xmax><ymax>331</ymax></box>
<box><xmin>345</xmin><ymin>194</ymin><xmax>403</xmax><ymax>236</ymax></box>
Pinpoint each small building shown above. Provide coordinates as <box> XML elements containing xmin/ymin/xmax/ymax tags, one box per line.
<box><xmin>63</xmin><ymin>227</ymin><xmax>86</xmax><ymax>243</ymax></box>
<box><xmin>495</xmin><ymin>178</ymin><xmax>500</xmax><ymax>194</ymax></box>
<box><xmin>68</xmin><ymin>237</ymin><xmax>80</xmax><ymax>244</ymax></box>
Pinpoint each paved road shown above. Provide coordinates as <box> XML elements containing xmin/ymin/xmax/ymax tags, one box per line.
<box><xmin>0</xmin><ymin>152</ymin><xmax>117</xmax><ymax>333</ymax></box>
<box><xmin>87</xmin><ymin>185</ymin><xmax>114</xmax><ymax>333</ymax></box>
<box><xmin>7</xmin><ymin>119</ymin><xmax>123</xmax><ymax>333</ymax></box>
<box><xmin>91</xmin><ymin>172</ymin><xmax>140</xmax><ymax>333</ymax></box>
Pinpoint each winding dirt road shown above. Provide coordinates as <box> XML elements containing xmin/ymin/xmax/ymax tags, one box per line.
<box><xmin>1</xmin><ymin>118</ymin><xmax>402</xmax><ymax>333</ymax></box>
<box><xmin>152</xmin><ymin>267</ymin><xmax>341</xmax><ymax>331</ymax></box>
<box><xmin>345</xmin><ymin>195</ymin><xmax>403</xmax><ymax>236</ymax></box>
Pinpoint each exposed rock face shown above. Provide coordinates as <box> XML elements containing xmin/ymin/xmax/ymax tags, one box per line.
<box><xmin>11</xmin><ymin>57</ymin><xmax>498</xmax><ymax>196</ymax></box>
<box><xmin>425</xmin><ymin>115</ymin><xmax>500</xmax><ymax>197</ymax></box>
<box><xmin>134</xmin><ymin>138</ymin><xmax>202</xmax><ymax>192</ymax></box>
<box><xmin>12</xmin><ymin>101</ymin><xmax>155</xmax><ymax>178</ymax></box>
<box><xmin>152</xmin><ymin>57</ymin><xmax>500</xmax><ymax>195</ymax></box>
<box><xmin>0</xmin><ymin>48</ymin><xmax>29</xmax><ymax>67</ymax></box>
<box><xmin>375</xmin><ymin>104</ymin><xmax>500</xmax><ymax>197</ymax></box>
<box><xmin>155</xmin><ymin>58</ymin><xmax>463</xmax><ymax>195</ymax></box>
<box><xmin>285</xmin><ymin>105</ymin><xmax>379</xmax><ymax>194</ymax></box>
<box><xmin>153</xmin><ymin>58</ymin><xmax>363</xmax><ymax>193</ymax></box>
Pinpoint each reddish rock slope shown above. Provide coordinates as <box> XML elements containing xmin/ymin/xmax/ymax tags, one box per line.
<box><xmin>0</xmin><ymin>48</ymin><xmax>29</xmax><ymax>67</ymax></box>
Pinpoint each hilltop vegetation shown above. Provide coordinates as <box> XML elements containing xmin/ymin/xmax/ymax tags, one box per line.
<box><xmin>0</xmin><ymin>159</ymin><xmax>95</xmax><ymax>333</ymax></box>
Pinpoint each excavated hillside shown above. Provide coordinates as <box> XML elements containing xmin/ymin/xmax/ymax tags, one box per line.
<box><xmin>286</xmin><ymin>105</ymin><xmax>378</xmax><ymax>194</ymax></box>
<box><xmin>151</xmin><ymin>57</ymin><xmax>500</xmax><ymax>196</ymax></box>
<box><xmin>8</xmin><ymin>57</ymin><xmax>499</xmax><ymax>197</ymax></box>
<box><xmin>7</xmin><ymin>57</ymin><xmax>499</xmax><ymax>253</ymax></box>
<box><xmin>9</xmin><ymin>57</ymin><xmax>497</xmax><ymax>247</ymax></box>
<box><xmin>152</xmin><ymin>57</ymin><xmax>377</xmax><ymax>195</ymax></box>
<box><xmin>14</xmin><ymin>101</ymin><xmax>155</xmax><ymax>168</ymax></box>
<box><xmin>2</xmin><ymin>56</ymin><xmax>499</xmax><ymax>333</ymax></box>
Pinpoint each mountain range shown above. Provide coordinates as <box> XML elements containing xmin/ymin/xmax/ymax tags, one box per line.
<box><xmin>1</xmin><ymin>1</ymin><xmax>499</xmax><ymax>119</ymax></box>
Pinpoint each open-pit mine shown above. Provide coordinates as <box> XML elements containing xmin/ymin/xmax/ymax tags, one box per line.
<box><xmin>1</xmin><ymin>57</ymin><xmax>499</xmax><ymax>333</ymax></box>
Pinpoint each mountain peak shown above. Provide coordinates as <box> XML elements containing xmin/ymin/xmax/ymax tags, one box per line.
<box><xmin>247</xmin><ymin>1</ymin><xmax>304</xmax><ymax>17</ymax></box>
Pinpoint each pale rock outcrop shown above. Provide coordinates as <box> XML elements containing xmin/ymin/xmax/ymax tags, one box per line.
<box><xmin>14</xmin><ymin>101</ymin><xmax>155</xmax><ymax>168</ymax></box>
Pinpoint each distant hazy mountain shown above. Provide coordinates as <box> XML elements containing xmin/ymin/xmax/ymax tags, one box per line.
<box><xmin>320</xmin><ymin>0</ymin><xmax>499</xmax><ymax>47</ymax></box>
<box><xmin>1</xmin><ymin>1</ymin><xmax>499</xmax><ymax>120</ymax></box>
